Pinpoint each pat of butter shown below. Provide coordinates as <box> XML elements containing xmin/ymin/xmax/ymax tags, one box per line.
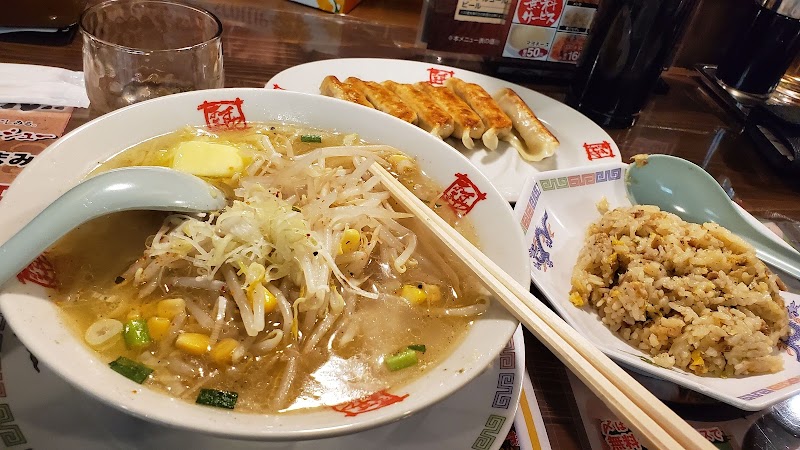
<box><xmin>172</xmin><ymin>141</ymin><xmax>243</xmax><ymax>177</ymax></box>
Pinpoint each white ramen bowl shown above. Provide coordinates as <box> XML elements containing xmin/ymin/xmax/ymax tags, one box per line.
<box><xmin>0</xmin><ymin>89</ymin><xmax>529</xmax><ymax>440</ymax></box>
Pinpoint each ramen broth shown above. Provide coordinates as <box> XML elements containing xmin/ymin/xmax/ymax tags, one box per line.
<box><xmin>48</xmin><ymin>123</ymin><xmax>487</xmax><ymax>413</ymax></box>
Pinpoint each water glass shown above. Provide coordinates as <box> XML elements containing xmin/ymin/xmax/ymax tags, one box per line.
<box><xmin>80</xmin><ymin>0</ymin><xmax>224</xmax><ymax>114</ymax></box>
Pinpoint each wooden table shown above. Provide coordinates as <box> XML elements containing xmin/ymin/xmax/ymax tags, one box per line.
<box><xmin>2</xmin><ymin>1</ymin><xmax>799</xmax><ymax>448</ymax></box>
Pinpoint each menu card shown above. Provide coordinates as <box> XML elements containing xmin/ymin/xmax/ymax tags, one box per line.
<box><xmin>420</xmin><ymin>0</ymin><xmax>599</xmax><ymax>65</ymax></box>
<box><xmin>0</xmin><ymin>103</ymin><xmax>73</xmax><ymax>201</ymax></box>
<box><xmin>569</xmin><ymin>372</ymin><xmax>773</xmax><ymax>450</ymax></box>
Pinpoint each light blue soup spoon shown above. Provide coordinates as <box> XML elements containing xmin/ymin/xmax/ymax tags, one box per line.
<box><xmin>625</xmin><ymin>154</ymin><xmax>800</xmax><ymax>280</ymax></box>
<box><xmin>0</xmin><ymin>167</ymin><xmax>227</xmax><ymax>288</ymax></box>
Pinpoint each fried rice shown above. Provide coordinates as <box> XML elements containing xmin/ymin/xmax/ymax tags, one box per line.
<box><xmin>569</xmin><ymin>205</ymin><xmax>789</xmax><ymax>376</ymax></box>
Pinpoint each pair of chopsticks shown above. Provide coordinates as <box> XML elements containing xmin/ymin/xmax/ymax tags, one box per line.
<box><xmin>369</xmin><ymin>163</ymin><xmax>713</xmax><ymax>450</ymax></box>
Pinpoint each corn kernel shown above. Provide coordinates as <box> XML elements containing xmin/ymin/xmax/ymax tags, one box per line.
<box><xmin>210</xmin><ymin>338</ymin><xmax>240</xmax><ymax>365</ymax></box>
<box><xmin>248</xmin><ymin>284</ymin><xmax>278</xmax><ymax>314</ymax></box>
<box><xmin>423</xmin><ymin>284</ymin><xmax>442</xmax><ymax>303</ymax></box>
<box><xmin>157</xmin><ymin>298</ymin><xmax>186</xmax><ymax>319</ymax></box>
<box><xmin>263</xmin><ymin>288</ymin><xmax>277</xmax><ymax>314</ymax></box>
<box><xmin>338</xmin><ymin>229</ymin><xmax>361</xmax><ymax>254</ymax></box>
<box><xmin>147</xmin><ymin>317</ymin><xmax>171</xmax><ymax>341</ymax></box>
<box><xmin>400</xmin><ymin>284</ymin><xmax>427</xmax><ymax>305</ymax></box>
<box><xmin>175</xmin><ymin>332</ymin><xmax>210</xmax><ymax>356</ymax></box>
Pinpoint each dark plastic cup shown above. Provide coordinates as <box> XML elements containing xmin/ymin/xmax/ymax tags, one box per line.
<box><xmin>565</xmin><ymin>0</ymin><xmax>700</xmax><ymax>128</ymax></box>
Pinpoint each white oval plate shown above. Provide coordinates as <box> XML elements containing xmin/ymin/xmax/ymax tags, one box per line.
<box><xmin>266</xmin><ymin>58</ymin><xmax>621</xmax><ymax>201</ymax></box>
<box><xmin>513</xmin><ymin>161</ymin><xmax>800</xmax><ymax>411</ymax></box>
<box><xmin>0</xmin><ymin>323</ymin><xmax>523</xmax><ymax>450</ymax></box>
<box><xmin>0</xmin><ymin>89</ymin><xmax>529</xmax><ymax>440</ymax></box>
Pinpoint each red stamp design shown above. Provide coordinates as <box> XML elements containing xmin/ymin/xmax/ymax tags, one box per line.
<box><xmin>583</xmin><ymin>141</ymin><xmax>615</xmax><ymax>161</ymax></box>
<box><xmin>197</xmin><ymin>98</ymin><xmax>247</xmax><ymax>130</ymax></box>
<box><xmin>332</xmin><ymin>390</ymin><xmax>409</xmax><ymax>417</ymax></box>
<box><xmin>516</xmin><ymin>0</ymin><xmax>564</xmax><ymax>27</ymax></box>
<box><xmin>441</xmin><ymin>173</ymin><xmax>487</xmax><ymax>216</ymax></box>
<box><xmin>427</xmin><ymin>68</ymin><xmax>455</xmax><ymax>86</ymax></box>
<box><xmin>0</xmin><ymin>184</ymin><xmax>9</xmax><ymax>201</ymax></box>
<box><xmin>599</xmin><ymin>420</ymin><xmax>643</xmax><ymax>450</ymax></box>
<box><xmin>16</xmin><ymin>255</ymin><xmax>57</xmax><ymax>289</ymax></box>
<box><xmin>272</xmin><ymin>84</ymin><xmax>285</xmax><ymax>90</ymax></box>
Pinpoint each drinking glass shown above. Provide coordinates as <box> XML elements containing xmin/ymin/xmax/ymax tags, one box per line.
<box><xmin>773</xmin><ymin>54</ymin><xmax>800</xmax><ymax>104</ymax></box>
<box><xmin>715</xmin><ymin>0</ymin><xmax>800</xmax><ymax>104</ymax></box>
<box><xmin>565</xmin><ymin>0</ymin><xmax>700</xmax><ymax>128</ymax></box>
<box><xmin>80</xmin><ymin>0</ymin><xmax>224</xmax><ymax>114</ymax></box>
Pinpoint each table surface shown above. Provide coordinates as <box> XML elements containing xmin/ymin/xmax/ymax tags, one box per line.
<box><xmin>2</xmin><ymin>0</ymin><xmax>799</xmax><ymax>448</ymax></box>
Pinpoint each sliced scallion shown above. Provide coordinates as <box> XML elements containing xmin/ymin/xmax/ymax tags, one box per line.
<box><xmin>196</xmin><ymin>388</ymin><xmax>239</xmax><ymax>409</ymax></box>
<box><xmin>384</xmin><ymin>348</ymin><xmax>418</xmax><ymax>372</ymax></box>
<box><xmin>109</xmin><ymin>356</ymin><xmax>153</xmax><ymax>384</ymax></box>
<box><xmin>123</xmin><ymin>319</ymin><xmax>152</xmax><ymax>349</ymax></box>
<box><xmin>300</xmin><ymin>134</ymin><xmax>322</xmax><ymax>143</ymax></box>
<box><xmin>407</xmin><ymin>344</ymin><xmax>426</xmax><ymax>353</ymax></box>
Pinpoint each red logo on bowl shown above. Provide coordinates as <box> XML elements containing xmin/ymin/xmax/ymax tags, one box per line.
<box><xmin>427</xmin><ymin>68</ymin><xmax>455</xmax><ymax>86</ymax></box>
<box><xmin>519</xmin><ymin>46</ymin><xmax>549</xmax><ymax>59</ymax></box>
<box><xmin>17</xmin><ymin>255</ymin><xmax>57</xmax><ymax>289</ymax></box>
<box><xmin>272</xmin><ymin>84</ymin><xmax>285</xmax><ymax>90</ymax></box>
<box><xmin>442</xmin><ymin>173</ymin><xmax>487</xmax><ymax>216</ymax></box>
<box><xmin>197</xmin><ymin>98</ymin><xmax>247</xmax><ymax>130</ymax></box>
<box><xmin>332</xmin><ymin>390</ymin><xmax>409</xmax><ymax>417</ymax></box>
<box><xmin>516</xmin><ymin>0</ymin><xmax>564</xmax><ymax>27</ymax></box>
<box><xmin>583</xmin><ymin>141</ymin><xmax>615</xmax><ymax>161</ymax></box>
<box><xmin>0</xmin><ymin>184</ymin><xmax>9</xmax><ymax>201</ymax></box>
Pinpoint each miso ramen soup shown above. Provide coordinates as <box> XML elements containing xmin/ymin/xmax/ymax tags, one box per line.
<box><xmin>48</xmin><ymin>123</ymin><xmax>489</xmax><ymax>413</ymax></box>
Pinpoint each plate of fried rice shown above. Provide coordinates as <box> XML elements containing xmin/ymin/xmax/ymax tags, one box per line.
<box><xmin>513</xmin><ymin>160</ymin><xmax>800</xmax><ymax>411</ymax></box>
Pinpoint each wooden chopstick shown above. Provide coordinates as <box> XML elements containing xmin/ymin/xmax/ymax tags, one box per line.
<box><xmin>369</xmin><ymin>163</ymin><xmax>713</xmax><ymax>450</ymax></box>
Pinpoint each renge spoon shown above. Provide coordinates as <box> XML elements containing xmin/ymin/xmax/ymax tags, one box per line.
<box><xmin>0</xmin><ymin>167</ymin><xmax>227</xmax><ymax>287</ymax></box>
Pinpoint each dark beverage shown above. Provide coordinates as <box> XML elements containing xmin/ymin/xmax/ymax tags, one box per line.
<box><xmin>716</xmin><ymin>0</ymin><xmax>800</xmax><ymax>101</ymax></box>
<box><xmin>565</xmin><ymin>0</ymin><xmax>699</xmax><ymax>128</ymax></box>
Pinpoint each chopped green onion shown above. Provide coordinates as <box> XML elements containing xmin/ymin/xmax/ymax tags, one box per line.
<box><xmin>291</xmin><ymin>205</ymin><xmax>301</xmax><ymax>212</ymax></box>
<box><xmin>109</xmin><ymin>356</ymin><xmax>153</xmax><ymax>384</ymax></box>
<box><xmin>300</xmin><ymin>134</ymin><xmax>322</xmax><ymax>143</ymax></box>
<box><xmin>196</xmin><ymin>388</ymin><xmax>239</xmax><ymax>409</ymax></box>
<box><xmin>123</xmin><ymin>319</ymin><xmax>152</xmax><ymax>349</ymax></box>
<box><xmin>384</xmin><ymin>348</ymin><xmax>418</xmax><ymax>371</ymax></box>
<box><xmin>408</xmin><ymin>344</ymin><xmax>426</xmax><ymax>353</ymax></box>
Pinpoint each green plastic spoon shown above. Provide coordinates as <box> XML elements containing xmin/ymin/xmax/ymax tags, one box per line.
<box><xmin>626</xmin><ymin>154</ymin><xmax>800</xmax><ymax>280</ymax></box>
<box><xmin>0</xmin><ymin>167</ymin><xmax>227</xmax><ymax>288</ymax></box>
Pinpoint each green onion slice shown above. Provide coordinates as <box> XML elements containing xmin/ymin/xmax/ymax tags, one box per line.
<box><xmin>407</xmin><ymin>344</ymin><xmax>426</xmax><ymax>353</ymax></box>
<box><xmin>109</xmin><ymin>356</ymin><xmax>153</xmax><ymax>384</ymax></box>
<box><xmin>123</xmin><ymin>319</ymin><xmax>152</xmax><ymax>349</ymax></box>
<box><xmin>384</xmin><ymin>348</ymin><xmax>418</xmax><ymax>372</ymax></box>
<box><xmin>196</xmin><ymin>388</ymin><xmax>239</xmax><ymax>409</ymax></box>
<box><xmin>300</xmin><ymin>134</ymin><xmax>322</xmax><ymax>143</ymax></box>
